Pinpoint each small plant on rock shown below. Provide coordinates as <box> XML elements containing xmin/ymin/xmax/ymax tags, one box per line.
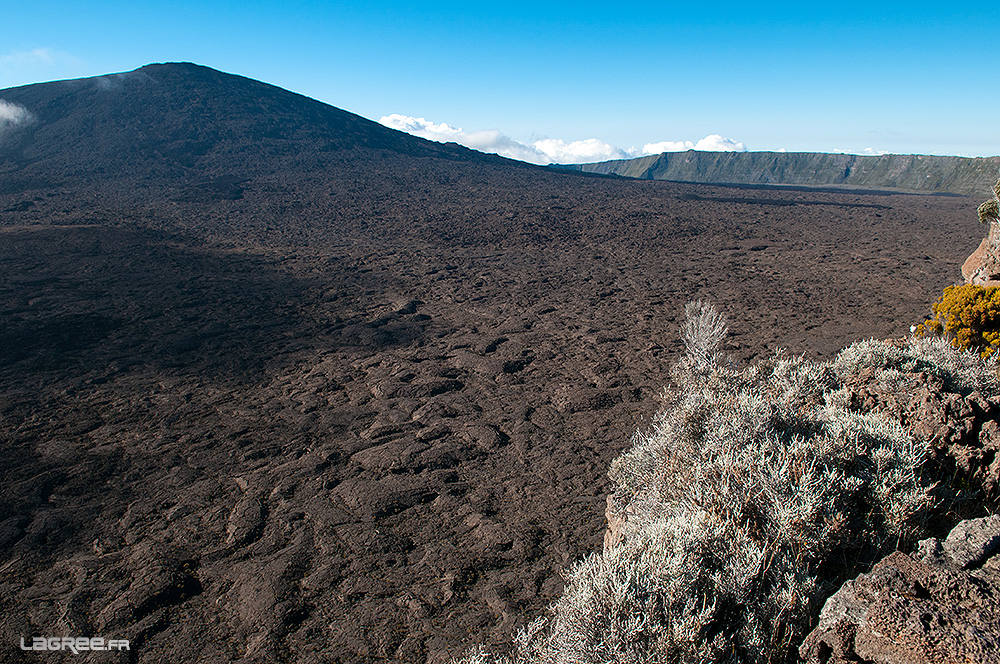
<box><xmin>977</xmin><ymin>176</ymin><xmax>1000</xmax><ymax>225</ymax></box>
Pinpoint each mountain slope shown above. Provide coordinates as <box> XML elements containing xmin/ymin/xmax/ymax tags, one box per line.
<box><xmin>0</xmin><ymin>62</ymin><xmax>548</xmax><ymax>245</ymax></box>
<box><xmin>559</xmin><ymin>150</ymin><xmax>1000</xmax><ymax>196</ymax></box>
<box><xmin>0</xmin><ymin>62</ymin><xmax>488</xmax><ymax>179</ymax></box>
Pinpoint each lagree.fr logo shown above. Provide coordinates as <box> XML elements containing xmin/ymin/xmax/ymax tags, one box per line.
<box><xmin>20</xmin><ymin>637</ymin><xmax>130</xmax><ymax>654</ymax></box>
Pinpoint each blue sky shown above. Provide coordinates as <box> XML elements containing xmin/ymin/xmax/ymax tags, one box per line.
<box><xmin>2</xmin><ymin>2</ymin><xmax>998</xmax><ymax>162</ymax></box>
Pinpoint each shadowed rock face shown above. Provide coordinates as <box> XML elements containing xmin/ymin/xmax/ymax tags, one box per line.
<box><xmin>959</xmin><ymin>179</ymin><xmax>1000</xmax><ymax>285</ymax></box>
<box><xmin>0</xmin><ymin>64</ymin><xmax>988</xmax><ymax>662</ymax></box>
<box><xmin>962</xmin><ymin>219</ymin><xmax>1000</xmax><ymax>286</ymax></box>
<box><xmin>801</xmin><ymin>516</ymin><xmax>1000</xmax><ymax>664</ymax></box>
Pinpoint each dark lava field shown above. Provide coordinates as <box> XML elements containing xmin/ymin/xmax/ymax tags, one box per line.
<box><xmin>0</xmin><ymin>64</ymin><xmax>985</xmax><ymax>662</ymax></box>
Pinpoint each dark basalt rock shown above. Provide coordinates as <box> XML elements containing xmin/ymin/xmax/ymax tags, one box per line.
<box><xmin>801</xmin><ymin>516</ymin><xmax>1000</xmax><ymax>664</ymax></box>
<box><xmin>839</xmin><ymin>367</ymin><xmax>1000</xmax><ymax>511</ymax></box>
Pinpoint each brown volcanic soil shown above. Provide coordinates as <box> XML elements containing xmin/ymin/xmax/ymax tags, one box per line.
<box><xmin>0</xmin><ymin>64</ymin><xmax>985</xmax><ymax>662</ymax></box>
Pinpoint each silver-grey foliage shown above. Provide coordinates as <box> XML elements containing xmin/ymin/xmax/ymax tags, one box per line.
<box><xmin>834</xmin><ymin>336</ymin><xmax>999</xmax><ymax>397</ymax></box>
<box><xmin>680</xmin><ymin>300</ymin><xmax>728</xmax><ymax>373</ymax></box>
<box><xmin>456</xmin><ymin>305</ymin><xmax>998</xmax><ymax>664</ymax></box>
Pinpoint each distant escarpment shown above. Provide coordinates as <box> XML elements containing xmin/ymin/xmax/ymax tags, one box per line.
<box><xmin>558</xmin><ymin>150</ymin><xmax>1000</xmax><ymax>196</ymax></box>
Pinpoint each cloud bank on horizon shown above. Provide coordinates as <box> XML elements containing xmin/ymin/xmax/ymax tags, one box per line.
<box><xmin>379</xmin><ymin>114</ymin><xmax>746</xmax><ymax>164</ymax></box>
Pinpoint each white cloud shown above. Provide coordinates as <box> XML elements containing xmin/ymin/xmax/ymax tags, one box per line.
<box><xmin>380</xmin><ymin>114</ymin><xmax>556</xmax><ymax>162</ymax></box>
<box><xmin>642</xmin><ymin>139</ymin><xmax>696</xmax><ymax>153</ymax></box>
<box><xmin>379</xmin><ymin>113</ymin><xmax>462</xmax><ymax>139</ymax></box>
<box><xmin>643</xmin><ymin>135</ymin><xmax>746</xmax><ymax>154</ymax></box>
<box><xmin>379</xmin><ymin>113</ymin><xmax>747</xmax><ymax>165</ymax></box>
<box><xmin>533</xmin><ymin>137</ymin><xmax>633</xmax><ymax>163</ymax></box>
<box><xmin>453</xmin><ymin>129</ymin><xmax>547</xmax><ymax>162</ymax></box>
<box><xmin>831</xmin><ymin>147</ymin><xmax>890</xmax><ymax>156</ymax></box>
<box><xmin>694</xmin><ymin>134</ymin><xmax>746</xmax><ymax>152</ymax></box>
<box><xmin>0</xmin><ymin>99</ymin><xmax>34</xmax><ymax>130</ymax></box>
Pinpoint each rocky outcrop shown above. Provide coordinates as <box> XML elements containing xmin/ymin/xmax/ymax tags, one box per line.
<box><xmin>961</xmin><ymin>221</ymin><xmax>1000</xmax><ymax>288</ymax></box>
<box><xmin>962</xmin><ymin>178</ymin><xmax>1000</xmax><ymax>285</ymax></box>
<box><xmin>839</xmin><ymin>365</ymin><xmax>1000</xmax><ymax>509</ymax></box>
<box><xmin>603</xmin><ymin>490</ymin><xmax>654</xmax><ymax>552</ymax></box>
<box><xmin>960</xmin><ymin>220</ymin><xmax>1000</xmax><ymax>285</ymax></box>
<box><xmin>800</xmin><ymin>515</ymin><xmax>1000</xmax><ymax>664</ymax></box>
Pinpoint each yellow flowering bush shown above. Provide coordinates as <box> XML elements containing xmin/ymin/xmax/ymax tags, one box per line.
<box><xmin>914</xmin><ymin>284</ymin><xmax>1000</xmax><ymax>359</ymax></box>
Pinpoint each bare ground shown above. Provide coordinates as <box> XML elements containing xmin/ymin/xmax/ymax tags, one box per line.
<box><xmin>0</xmin><ymin>159</ymin><xmax>983</xmax><ymax>663</ymax></box>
